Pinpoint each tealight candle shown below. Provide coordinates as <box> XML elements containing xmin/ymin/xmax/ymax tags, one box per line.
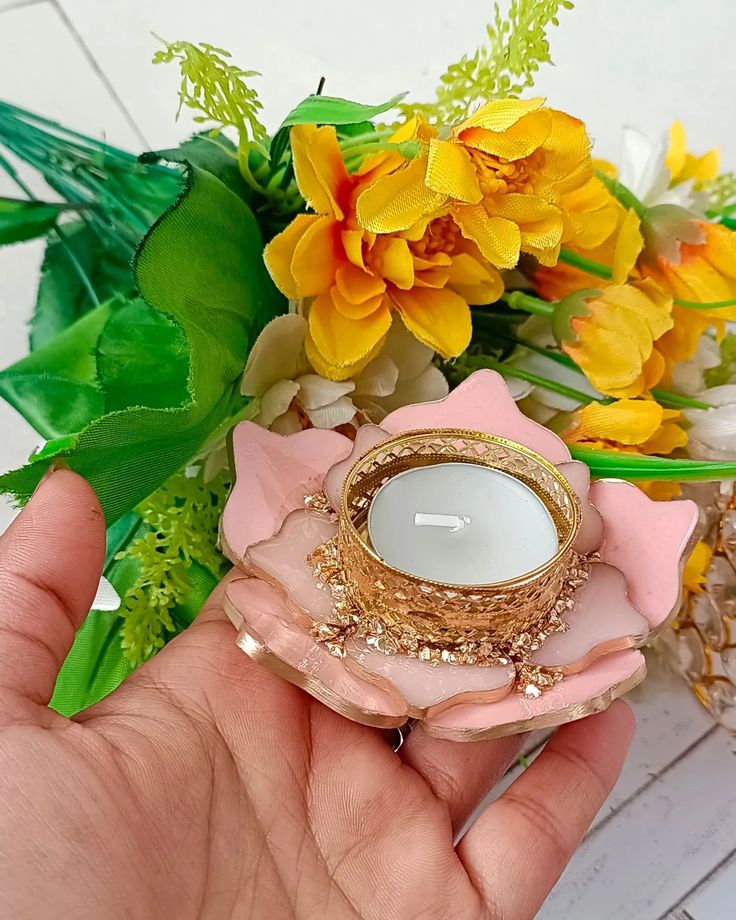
<box><xmin>367</xmin><ymin>462</ymin><xmax>558</xmax><ymax>585</ymax></box>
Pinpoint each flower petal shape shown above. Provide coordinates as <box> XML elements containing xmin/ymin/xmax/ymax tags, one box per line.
<box><xmin>309</xmin><ymin>290</ymin><xmax>392</xmax><ymax>373</ymax></box>
<box><xmin>221</xmin><ymin>370</ymin><xmax>692</xmax><ymax>741</ymax></box>
<box><xmin>453</xmin><ymin>205</ymin><xmax>521</xmax><ymax>270</ymax></box>
<box><xmin>382</xmin><ymin>370</ymin><xmax>571</xmax><ymax>464</ymax></box>
<box><xmin>423</xmin><ymin>650</ymin><xmax>646</xmax><ymax>742</ymax></box>
<box><xmin>555</xmin><ymin>460</ymin><xmax>604</xmax><ymax>554</ymax></box>
<box><xmin>344</xmin><ymin>638</ymin><xmax>515</xmax><ymax>719</ymax></box>
<box><xmin>356</xmin><ymin>156</ymin><xmax>448</xmax><ymax>234</ymax></box>
<box><xmin>390</xmin><ymin>286</ymin><xmax>472</xmax><ymax>358</ymax></box>
<box><xmin>290</xmin><ymin>124</ymin><xmax>350</xmax><ymax>220</ymax></box>
<box><xmin>221</xmin><ymin>423</ymin><xmax>351</xmax><ymax>564</ymax></box>
<box><xmin>532</xmin><ymin>563</ymin><xmax>648</xmax><ymax>672</ymax></box>
<box><xmin>224</xmin><ymin>577</ymin><xmax>407</xmax><ymax>727</ymax></box>
<box><xmin>247</xmin><ymin>509</ymin><xmax>339</xmax><ymax>625</ymax></box>
<box><xmin>426</xmin><ymin>138</ymin><xmax>482</xmax><ymax>203</ymax></box>
<box><xmin>590</xmin><ymin>479</ymin><xmax>698</xmax><ymax>631</ymax></box>
<box><xmin>324</xmin><ymin>424</ymin><xmax>391</xmax><ymax>509</ymax></box>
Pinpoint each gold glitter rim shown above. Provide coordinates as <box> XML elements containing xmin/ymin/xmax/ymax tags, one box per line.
<box><xmin>223</xmin><ymin>588</ymin><xmax>408</xmax><ymax>731</ymax></box>
<box><xmin>422</xmin><ymin>653</ymin><xmax>647</xmax><ymax>742</ymax></box>
<box><xmin>340</xmin><ymin>428</ymin><xmax>581</xmax><ymax>591</ymax></box>
<box><xmin>342</xmin><ymin>648</ymin><xmax>517</xmax><ymax>720</ymax></box>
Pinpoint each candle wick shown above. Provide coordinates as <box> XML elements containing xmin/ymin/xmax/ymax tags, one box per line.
<box><xmin>414</xmin><ymin>512</ymin><xmax>471</xmax><ymax>533</ymax></box>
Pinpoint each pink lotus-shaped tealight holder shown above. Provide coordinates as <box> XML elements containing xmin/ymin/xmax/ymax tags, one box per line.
<box><xmin>220</xmin><ymin>371</ymin><xmax>698</xmax><ymax>741</ymax></box>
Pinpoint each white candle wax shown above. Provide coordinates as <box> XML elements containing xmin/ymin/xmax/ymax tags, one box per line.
<box><xmin>366</xmin><ymin>462</ymin><xmax>558</xmax><ymax>585</ymax></box>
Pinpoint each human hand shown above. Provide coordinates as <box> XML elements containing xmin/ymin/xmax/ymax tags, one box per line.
<box><xmin>0</xmin><ymin>470</ymin><xmax>634</xmax><ymax>920</ymax></box>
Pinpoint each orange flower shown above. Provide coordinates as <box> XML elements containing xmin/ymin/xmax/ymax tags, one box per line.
<box><xmin>553</xmin><ymin>280</ymin><xmax>673</xmax><ymax>398</ymax></box>
<box><xmin>357</xmin><ymin>98</ymin><xmax>591</xmax><ymax>270</ymax></box>
<box><xmin>264</xmin><ymin>124</ymin><xmax>502</xmax><ymax>380</ymax></box>
<box><xmin>640</xmin><ymin>221</ymin><xmax>736</xmax><ymax>322</ymax></box>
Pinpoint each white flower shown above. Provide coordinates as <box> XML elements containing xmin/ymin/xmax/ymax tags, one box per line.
<box><xmin>241</xmin><ymin>313</ymin><xmax>448</xmax><ymax>434</ymax></box>
<box><xmin>618</xmin><ymin>126</ymin><xmax>708</xmax><ymax>217</ymax></box>
<box><xmin>671</xmin><ymin>334</ymin><xmax>721</xmax><ymax>396</ymax></box>
<box><xmin>685</xmin><ymin>385</ymin><xmax>736</xmax><ymax>460</ymax></box>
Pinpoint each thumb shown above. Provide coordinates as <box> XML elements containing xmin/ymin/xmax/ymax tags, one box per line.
<box><xmin>0</xmin><ymin>469</ymin><xmax>105</xmax><ymax>715</ymax></box>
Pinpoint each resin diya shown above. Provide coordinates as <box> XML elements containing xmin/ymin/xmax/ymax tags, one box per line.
<box><xmin>220</xmin><ymin>371</ymin><xmax>699</xmax><ymax>741</ymax></box>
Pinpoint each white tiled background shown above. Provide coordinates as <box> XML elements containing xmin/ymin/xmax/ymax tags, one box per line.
<box><xmin>1</xmin><ymin>2</ymin><xmax>735</xmax><ymax>917</ymax></box>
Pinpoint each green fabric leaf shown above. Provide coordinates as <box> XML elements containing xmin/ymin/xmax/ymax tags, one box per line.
<box><xmin>31</xmin><ymin>221</ymin><xmax>134</xmax><ymax>350</ymax></box>
<box><xmin>277</xmin><ymin>92</ymin><xmax>405</xmax><ymax>129</ymax></box>
<box><xmin>0</xmin><ymin>302</ymin><xmax>113</xmax><ymax>438</ymax></box>
<box><xmin>140</xmin><ymin>133</ymin><xmax>250</xmax><ymax>202</ymax></box>
<box><xmin>96</xmin><ymin>298</ymin><xmax>189</xmax><ymax>412</ymax></box>
<box><xmin>0</xmin><ymin>164</ymin><xmax>284</xmax><ymax>522</ymax></box>
<box><xmin>50</xmin><ymin>512</ymin><xmax>139</xmax><ymax>716</ymax></box>
<box><xmin>269</xmin><ymin>94</ymin><xmax>404</xmax><ymax>169</ymax></box>
<box><xmin>50</xmin><ymin>512</ymin><xmax>220</xmax><ymax>716</ymax></box>
<box><xmin>570</xmin><ymin>446</ymin><xmax>736</xmax><ymax>481</ymax></box>
<box><xmin>0</xmin><ymin>197</ymin><xmax>59</xmax><ymax>245</ymax></box>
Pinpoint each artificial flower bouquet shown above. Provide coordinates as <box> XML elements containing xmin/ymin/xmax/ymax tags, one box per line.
<box><xmin>1</xmin><ymin>1</ymin><xmax>736</xmax><ymax>731</ymax></box>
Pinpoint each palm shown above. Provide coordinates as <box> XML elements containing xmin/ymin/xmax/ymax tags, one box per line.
<box><xmin>0</xmin><ymin>472</ymin><xmax>634</xmax><ymax>920</ymax></box>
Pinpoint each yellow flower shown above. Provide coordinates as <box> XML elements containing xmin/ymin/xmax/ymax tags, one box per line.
<box><xmin>553</xmin><ymin>280</ymin><xmax>673</xmax><ymax>398</ymax></box>
<box><xmin>565</xmin><ymin>398</ymin><xmax>687</xmax><ymax>455</ymax></box>
<box><xmin>357</xmin><ymin>97</ymin><xmax>591</xmax><ymax>270</ymax></box>
<box><xmin>682</xmin><ymin>540</ymin><xmax>713</xmax><ymax>594</ymax></box>
<box><xmin>560</xmin><ymin>159</ymin><xmax>622</xmax><ymax>251</ymax></box>
<box><xmin>666</xmin><ymin>121</ymin><xmax>719</xmax><ymax>188</ymax></box>
<box><xmin>264</xmin><ymin>124</ymin><xmax>502</xmax><ymax>381</ymax></box>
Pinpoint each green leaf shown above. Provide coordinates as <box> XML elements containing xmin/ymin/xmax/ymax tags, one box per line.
<box><xmin>0</xmin><ymin>164</ymin><xmax>284</xmax><ymax>522</ymax></box>
<box><xmin>140</xmin><ymin>132</ymin><xmax>251</xmax><ymax>202</ymax></box>
<box><xmin>31</xmin><ymin>221</ymin><xmax>134</xmax><ymax>350</ymax></box>
<box><xmin>704</xmin><ymin>332</ymin><xmax>736</xmax><ymax>389</ymax></box>
<box><xmin>0</xmin><ymin>197</ymin><xmax>60</xmax><ymax>245</ymax></box>
<box><xmin>277</xmin><ymin>92</ymin><xmax>405</xmax><ymax>130</ymax></box>
<box><xmin>96</xmin><ymin>298</ymin><xmax>189</xmax><ymax>412</ymax></box>
<box><xmin>0</xmin><ymin>302</ymin><xmax>113</xmax><ymax>438</ymax></box>
<box><xmin>570</xmin><ymin>446</ymin><xmax>736</xmax><ymax>481</ymax></box>
<box><xmin>50</xmin><ymin>513</ymin><xmax>141</xmax><ymax>716</ymax></box>
<box><xmin>270</xmin><ymin>92</ymin><xmax>404</xmax><ymax>165</ymax></box>
<box><xmin>50</xmin><ymin>510</ymin><xmax>220</xmax><ymax>716</ymax></box>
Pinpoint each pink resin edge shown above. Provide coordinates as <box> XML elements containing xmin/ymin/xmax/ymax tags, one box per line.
<box><xmin>381</xmin><ymin>370</ymin><xmax>572</xmax><ymax>464</ymax></box>
<box><xmin>590</xmin><ymin>480</ymin><xmax>698</xmax><ymax>629</ymax></box>
<box><xmin>222</xmin><ymin>422</ymin><xmax>351</xmax><ymax>565</ymax></box>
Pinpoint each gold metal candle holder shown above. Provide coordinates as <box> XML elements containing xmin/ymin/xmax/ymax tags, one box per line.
<box><xmin>337</xmin><ymin>429</ymin><xmax>582</xmax><ymax>648</ymax></box>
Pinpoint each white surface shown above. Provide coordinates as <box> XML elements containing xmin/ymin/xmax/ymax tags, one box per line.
<box><xmin>368</xmin><ymin>463</ymin><xmax>558</xmax><ymax>583</ymax></box>
<box><xmin>1</xmin><ymin>2</ymin><xmax>736</xmax><ymax>917</ymax></box>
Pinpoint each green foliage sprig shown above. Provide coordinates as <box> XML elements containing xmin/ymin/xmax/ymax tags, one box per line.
<box><xmin>120</xmin><ymin>468</ymin><xmax>230</xmax><ymax>665</ymax></box>
<box><xmin>404</xmin><ymin>0</ymin><xmax>574</xmax><ymax>125</ymax></box>
<box><xmin>154</xmin><ymin>38</ymin><xmax>268</xmax><ymax>155</ymax></box>
<box><xmin>705</xmin><ymin>172</ymin><xmax>736</xmax><ymax>217</ymax></box>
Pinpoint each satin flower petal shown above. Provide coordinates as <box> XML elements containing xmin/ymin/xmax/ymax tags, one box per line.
<box><xmin>390</xmin><ymin>285</ymin><xmax>472</xmax><ymax>358</ymax></box>
<box><xmin>309</xmin><ymin>291</ymin><xmax>392</xmax><ymax>372</ymax></box>
<box><xmin>357</xmin><ymin>156</ymin><xmax>448</xmax><ymax>233</ymax></box>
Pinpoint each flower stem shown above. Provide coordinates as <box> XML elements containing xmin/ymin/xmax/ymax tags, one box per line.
<box><xmin>558</xmin><ymin>248</ymin><xmax>613</xmax><ymax>280</ymax></box>
<box><xmin>501</xmin><ymin>291</ymin><xmax>555</xmax><ymax>317</ymax></box>
<box><xmin>674</xmin><ymin>298</ymin><xmax>736</xmax><ymax>310</ymax></box>
<box><xmin>481</xmin><ymin>326</ymin><xmax>713</xmax><ymax>411</ymax></box>
<box><xmin>595</xmin><ymin>169</ymin><xmax>647</xmax><ymax>218</ymax></box>
<box><xmin>461</xmin><ymin>355</ymin><xmax>599</xmax><ymax>405</ymax></box>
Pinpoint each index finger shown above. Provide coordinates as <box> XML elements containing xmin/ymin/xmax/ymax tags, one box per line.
<box><xmin>457</xmin><ymin>700</ymin><xmax>635</xmax><ymax>920</ymax></box>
